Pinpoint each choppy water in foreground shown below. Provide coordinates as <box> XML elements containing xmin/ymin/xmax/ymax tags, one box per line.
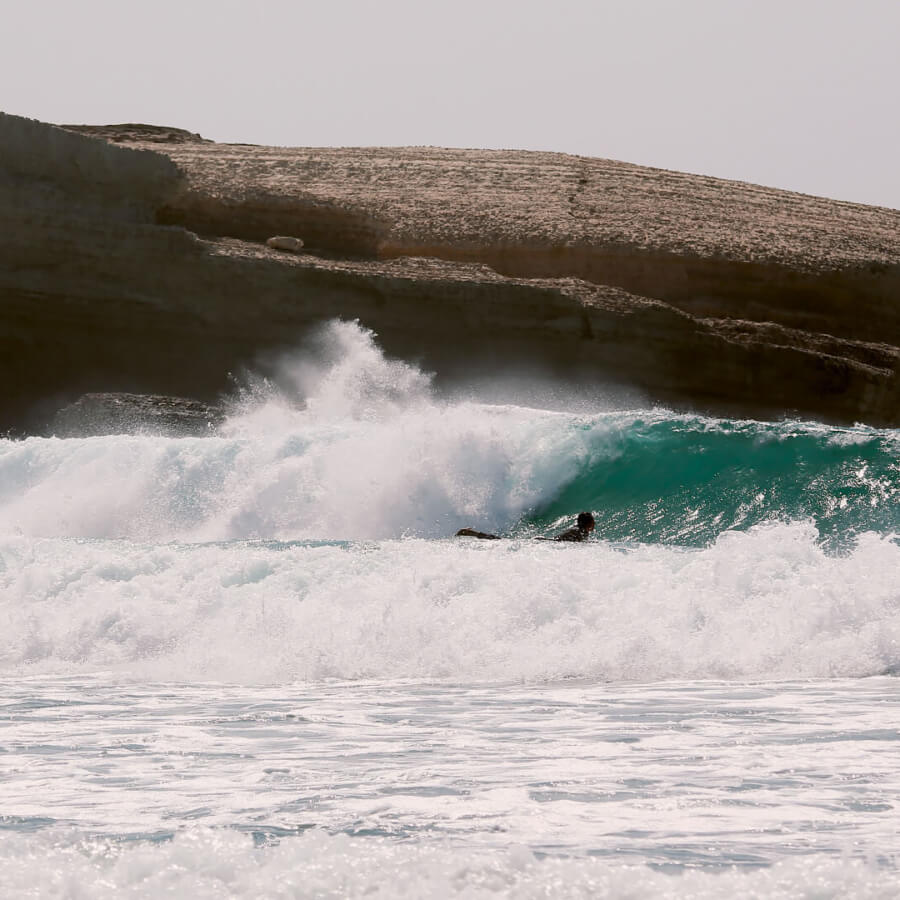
<box><xmin>1</xmin><ymin>322</ymin><xmax>899</xmax><ymax>897</ymax></box>
<box><xmin>3</xmin><ymin>676</ymin><xmax>900</xmax><ymax>897</ymax></box>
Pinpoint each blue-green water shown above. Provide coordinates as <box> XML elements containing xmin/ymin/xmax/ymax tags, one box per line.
<box><xmin>526</xmin><ymin>416</ymin><xmax>898</xmax><ymax>550</ymax></box>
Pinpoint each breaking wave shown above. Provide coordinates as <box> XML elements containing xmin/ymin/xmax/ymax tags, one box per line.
<box><xmin>1</xmin><ymin>321</ymin><xmax>898</xmax><ymax>684</ymax></box>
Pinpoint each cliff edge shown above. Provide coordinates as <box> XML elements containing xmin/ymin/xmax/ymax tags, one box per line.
<box><xmin>2</xmin><ymin>114</ymin><xmax>899</xmax><ymax>431</ymax></box>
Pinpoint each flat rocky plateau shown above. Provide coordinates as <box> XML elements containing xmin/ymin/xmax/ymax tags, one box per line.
<box><xmin>2</xmin><ymin>113</ymin><xmax>898</xmax><ymax>432</ymax></box>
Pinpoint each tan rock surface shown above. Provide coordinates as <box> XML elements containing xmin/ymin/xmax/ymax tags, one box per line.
<box><xmin>149</xmin><ymin>141</ymin><xmax>900</xmax><ymax>269</ymax></box>
<box><xmin>2</xmin><ymin>114</ymin><xmax>898</xmax><ymax>431</ymax></box>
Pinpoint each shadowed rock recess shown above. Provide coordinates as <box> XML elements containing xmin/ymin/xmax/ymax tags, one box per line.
<box><xmin>2</xmin><ymin>112</ymin><xmax>899</xmax><ymax>433</ymax></box>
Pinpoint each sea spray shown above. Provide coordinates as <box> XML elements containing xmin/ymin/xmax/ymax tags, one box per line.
<box><xmin>1</xmin><ymin>322</ymin><xmax>897</xmax><ymax>546</ymax></box>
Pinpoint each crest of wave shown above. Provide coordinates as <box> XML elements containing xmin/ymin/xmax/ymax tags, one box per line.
<box><xmin>224</xmin><ymin>319</ymin><xmax>434</xmax><ymax>433</ymax></box>
<box><xmin>0</xmin><ymin>321</ymin><xmax>590</xmax><ymax>542</ymax></box>
<box><xmin>192</xmin><ymin>320</ymin><xmax>587</xmax><ymax>541</ymax></box>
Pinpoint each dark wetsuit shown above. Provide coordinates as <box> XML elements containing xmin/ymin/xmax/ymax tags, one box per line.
<box><xmin>456</xmin><ymin>524</ymin><xmax>592</xmax><ymax>542</ymax></box>
<box><xmin>554</xmin><ymin>526</ymin><xmax>592</xmax><ymax>542</ymax></box>
<box><xmin>455</xmin><ymin>528</ymin><xmax>500</xmax><ymax>540</ymax></box>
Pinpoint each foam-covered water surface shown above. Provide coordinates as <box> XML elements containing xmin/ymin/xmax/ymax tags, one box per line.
<box><xmin>3</xmin><ymin>675</ymin><xmax>900</xmax><ymax>866</ymax></box>
<box><xmin>2</xmin><ymin>677</ymin><xmax>900</xmax><ymax>897</ymax></box>
<box><xmin>3</xmin><ymin>830</ymin><xmax>899</xmax><ymax>899</ymax></box>
<box><xmin>2</xmin><ymin>321</ymin><xmax>899</xmax><ymax>897</ymax></box>
<box><xmin>2</xmin><ymin>528</ymin><xmax>900</xmax><ymax>683</ymax></box>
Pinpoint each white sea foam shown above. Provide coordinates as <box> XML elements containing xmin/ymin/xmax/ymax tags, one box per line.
<box><xmin>0</xmin><ymin>322</ymin><xmax>609</xmax><ymax>543</ymax></box>
<box><xmin>2</xmin><ymin>523</ymin><xmax>898</xmax><ymax>683</ymax></box>
<box><xmin>1</xmin><ymin>828</ymin><xmax>897</xmax><ymax>899</ymax></box>
<box><xmin>0</xmin><ymin>403</ymin><xmax>593</xmax><ymax>542</ymax></box>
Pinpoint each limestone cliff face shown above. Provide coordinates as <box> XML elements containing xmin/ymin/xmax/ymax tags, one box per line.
<box><xmin>2</xmin><ymin>114</ymin><xmax>898</xmax><ymax>432</ymax></box>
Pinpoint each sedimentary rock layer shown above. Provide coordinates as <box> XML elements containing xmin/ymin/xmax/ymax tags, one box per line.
<box><xmin>2</xmin><ymin>114</ymin><xmax>899</xmax><ymax>432</ymax></box>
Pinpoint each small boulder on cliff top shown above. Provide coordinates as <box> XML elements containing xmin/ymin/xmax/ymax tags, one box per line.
<box><xmin>266</xmin><ymin>235</ymin><xmax>305</xmax><ymax>253</ymax></box>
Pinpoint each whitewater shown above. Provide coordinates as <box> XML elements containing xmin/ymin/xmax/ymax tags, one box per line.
<box><xmin>2</xmin><ymin>321</ymin><xmax>899</xmax><ymax>898</ymax></box>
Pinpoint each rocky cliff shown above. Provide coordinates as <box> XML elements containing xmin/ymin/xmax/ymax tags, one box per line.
<box><xmin>2</xmin><ymin>113</ymin><xmax>898</xmax><ymax>432</ymax></box>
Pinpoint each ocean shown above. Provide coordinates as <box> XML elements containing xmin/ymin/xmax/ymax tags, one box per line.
<box><xmin>2</xmin><ymin>321</ymin><xmax>899</xmax><ymax>898</ymax></box>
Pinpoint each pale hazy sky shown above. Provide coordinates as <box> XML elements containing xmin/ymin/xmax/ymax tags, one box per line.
<box><xmin>3</xmin><ymin>0</ymin><xmax>899</xmax><ymax>209</ymax></box>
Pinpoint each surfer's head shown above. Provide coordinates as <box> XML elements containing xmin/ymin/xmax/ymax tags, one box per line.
<box><xmin>577</xmin><ymin>512</ymin><xmax>595</xmax><ymax>531</ymax></box>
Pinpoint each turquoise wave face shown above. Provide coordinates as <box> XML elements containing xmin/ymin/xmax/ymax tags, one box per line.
<box><xmin>524</xmin><ymin>416</ymin><xmax>900</xmax><ymax>550</ymax></box>
<box><xmin>1</xmin><ymin>402</ymin><xmax>896</xmax><ymax>549</ymax></box>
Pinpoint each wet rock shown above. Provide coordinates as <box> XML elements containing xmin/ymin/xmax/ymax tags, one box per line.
<box><xmin>47</xmin><ymin>393</ymin><xmax>225</xmax><ymax>437</ymax></box>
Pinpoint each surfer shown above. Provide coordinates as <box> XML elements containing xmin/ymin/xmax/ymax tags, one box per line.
<box><xmin>455</xmin><ymin>512</ymin><xmax>596</xmax><ymax>542</ymax></box>
<box><xmin>552</xmin><ymin>511</ymin><xmax>595</xmax><ymax>542</ymax></box>
<box><xmin>454</xmin><ymin>528</ymin><xmax>501</xmax><ymax>540</ymax></box>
